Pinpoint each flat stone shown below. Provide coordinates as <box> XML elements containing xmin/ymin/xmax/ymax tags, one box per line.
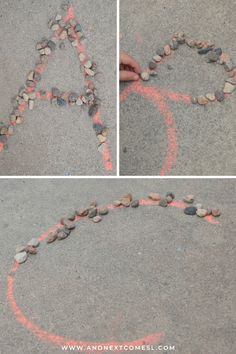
<box><xmin>214</xmin><ymin>48</ymin><xmax>222</xmax><ymax>56</ymax></box>
<box><xmin>212</xmin><ymin>209</ymin><xmax>221</xmax><ymax>217</ymax></box>
<box><xmin>159</xmin><ymin>198</ymin><xmax>168</xmax><ymax>207</ymax></box>
<box><xmin>88</xmin><ymin>104</ymin><xmax>99</xmax><ymax>117</ymax></box>
<box><xmin>85</xmin><ymin>68</ymin><xmax>95</xmax><ymax>77</ymax></box>
<box><xmin>166</xmin><ymin>192</ymin><xmax>175</xmax><ymax>199</ymax></box>
<box><xmin>153</xmin><ymin>55</ymin><xmax>162</xmax><ymax>62</ymax></box>
<box><xmin>184</xmin><ymin>206</ymin><xmax>197</xmax><ymax>215</ymax></box>
<box><xmin>196</xmin><ymin>209</ymin><xmax>208</xmax><ymax>217</ymax></box>
<box><xmin>183</xmin><ymin>195</ymin><xmax>194</xmax><ymax>203</ymax></box>
<box><xmin>191</xmin><ymin>96</ymin><xmax>198</xmax><ymax>104</ymax></box>
<box><xmin>15</xmin><ymin>245</ymin><xmax>26</xmax><ymax>254</ymax></box>
<box><xmin>186</xmin><ymin>38</ymin><xmax>195</xmax><ymax>48</ymax></box>
<box><xmin>197</xmin><ymin>95</ymin><xmax>208</xmax><ymax>105</ymax></box>
<box><xmin>149</xmin><ymin>61</ymin><xmax>157</xmax><ymax>70</ymax></box>
<box><xmin>88</xmin><ymin>208</ymin><xmax>97</xmax><ymax>218</ymax></box>
<box><xmin>27</xmin><ymin>238</ymin><xmax>40</xmax><ymax>247</ymax></box>
<box><xmin>47</xmin><ymin>40</ymin><xmax>56</xmax><ymax>51</ymax></box>
<box><xmin>207</xmin><ymin>51</ymin><xmax>219</xmax><ymax>62</ymax></box>
<box><xmin>148</xmin><ymin>193</ymin><xmax>161</xmax><ymax>201</ymax></box>
<box><xmin>76</xmin><ymin>208</ymin><xmax>89</xmax><ymax>217</ymax></box>
<box><xmin>170</xmin><ymin>40</ymin><xmax>178</xmax><ymax>50</ymax></box>
<box><xmin>25</xmin><ymin>245</ymin><xmax>37</xmax><ymax>254</ymax></box>
<box><xmin>141</xmin><ymin>72</ymin><xmax>150</xmax><ymax>81</ymax></box>
<box><xmin>225</xmin><ymin>77</ymin><xmax>236</xmax><ymax>85</ymax></box>
<box><xmin>166</xmin><ymin>195</ymin><xmax>173</xmax><ymax>203</ymax></box>
<box><xmin>14</xmin><ymin>251</ymin><xmax>28</xmax><ymax>264</ymax></box>
<box><xmin>97</xmin><ymin>134</ymin><xmax>106</xmax><ymax>144</ymax></box>
<box><xmin>206</xmin><ymin>93</ymin><xmax>216</xmax><ymax>101</ymax></box>
<box><xmin>63</xmin><ymin>220</ymin><xmax>76</xmax><ymax>230</ymax></box>
<box><xmin>113</xmin><ymin>200</ymin><xmax>121</xmax><ymax>207</ymax></box>
<box><xmin>93</xmin><ymin>215</ymin><xmax>102</xmax><ymax>223</ymax></box>
<box><xmin>98</xmin><ymin>206</ymin><xmax>109</xmax><ymax>215</ymax></box>
<box><xmin>120</xmin><ymin>197</ymin><xmax>131</xmax><ymax>207</ymax></box>
<box><xmin>84</xmin><ymin>60</ymin><xmax>93</xmax><ymax>69</ymax></box>
<box><xmin>57</xmin><ymin>229</ymin><xmax>69</xmax><ymax>240</ymax></box>
<box><xmin>131</xmin><ymin>200</ymin><xmax>139</xmax><ymax>208</ymax></box>
<box><xmin>57</xmin><ymin>97</ymin><xmax>67</xmax><ymax>106</ymax></box>
<box><xmin>27</xmin><ymin>71</ymin><xmax>34</xmax><ymax>81</ymax></box>
<box><xmin>223</xmin><ymin>82</ymin><xmax>235</xmax><ymax>94</ymax></box>
<box><xmin>75</xmin><ymin>23</ymin><xmax>82</xmax><ymax>32</ymax></box>
<box><xmin>46</xmin><ymin>232</ymin><xmax>58</xmax><ymax>243</ymax></box>
<box><xmin>198</xmin><ymin>47</ymin><xmax>213</xmax><ymax>55</ymax></box>
<box><xmin>215</xmin><ymin>90</ymin><xmax>225</xmax><ymax>102</ymax></box>
<box><xmin>164</xmin><ymin>45</ymin><xmax>171</xmax><ymax>56</ymax></box>
<box><xmin>224</xmin><ymin>60</ymin><xmax>236</xmax><ymax>72</ymax></box>
<box><xmin>156</xmin><ymin>48</ymin><xmax>165</xmax><ymax>57</ymax></box>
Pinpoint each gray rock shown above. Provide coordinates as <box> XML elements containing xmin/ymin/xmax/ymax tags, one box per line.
<box><xmin>57</xmin><ymin>97</ymin><xmax>67</xmax><ymax>106</ymax></box>
<box><xmin>47</xmin><ymin>40</ymin><xmax>56</xmax><ymax>51</ymax></box>
<box><xmin>198</xmin><ymin>48</ymin><xmax>213</xmax><ymax>55</ymax></box>
<box><xmin>131</xmin><ymin>200</ymin><xmax>140</xmax><ymax>208</ymax></box>
<box><xmin>224</xmin><ymin>60</ymin><xmax>236</xmax><ymax>72</ymax></box>
<box><xmin>14</xmin><ymin>251</ymin><xmax>28</xmax><ymax>264</ymax></box>
<box><xmin>159</xmin><ymin>198</ymin><xmax>168</xmax><ymax>207</ymax></box>
<box><xmin>183</xmin><ymin>195</ymin><xmax>194</xmax><ymax>203</ymax></box>
<box><xmin>98</xmin><ymin>206</ymin><xmax>109</xmax><ymax>215</ymax></box>
<box><xmin>88</xmin><ymin>208</ymin><xmax>97</xmax><ymax>218</ymax></box>
<box><xmin>141</xmin><ymin>72</ymin><xmax>150</xmax><ymax>81</ymax></box>
<box><xmin>57</xmin><ymin>229</ymin><xmax>69</xmax><ymax>240</ymax></box>
<box><xmin>27</xmin><ymin>238</ymin><xmax>40</xmax><ymax>247</ymax></box>
<box><xmin>88</xmin><ymin>104</ymin><xmax>99</xmax><ymax>117</ymax></box>
<box><xmin>184</xmin><ymin>206</ymin><xmax>197</xmax><ymax>215</ymax></box>
<box><xmin>214</xmin><ymin>48</ymin><xmax>222</xmax><ymax>56</ymax></box>
<box><xmin>196</xmin><ymin>209</ymin><xmax>208</xmax><ymax>217</ymax></box>
<box><xmin>93</xmin><ymin>123</ymin><xmax>104</xmax><ymax>135</ymax></box>
<box><xmin>93</xmin><ymin>215</ymin><xmax>102</xmax><ymax>223</ymax></box>
<box><xmin>170</xmin><ymin>40</ymin><xmax>178</xmax><ymax>50</ymax></box>
<box><xmin>156</xmin><ymin>48</ymin><xmax>165</xmax><ymax>57</ymax></box>
<box><xmin>215</xmin><ymin>90</ymin><xmax>225</xmax><ymax>102</ymax></box>
<box><xmin>207</xmin><ymin>51</ymin><xmax>219</xmax><ymax>62</ymax></box>
<box><xmin>149</xmin><ymin>61</ymin><xmax>157</xmax><ymax>70</ymax></box>
<box><xmin>52</xmin><ymin>87</ymin><xmax>60</xmax><ymax>97</ymax></box>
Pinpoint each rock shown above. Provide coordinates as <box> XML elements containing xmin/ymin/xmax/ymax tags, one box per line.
<box><xmin>44</xmin><ymin>47</ymin><xmax>51</xmax><ymax>56</ymax></box>
<box><xmin>88</xmin><ymin>208</ymin><xmax>97</xmax><ymax>218</ymax></box>
<box><xmin>51</xmin><ymin>23</ymin><xmax>60</xmax><ymax>31</ymax></box>
<box><xmin>93</xmin><ymin>215</ymin><xmax>102</xmax><ymax>223</ymax></box>
<box><xmin>15</xmin><ymin>245</ymin><xmax>26</xmax><ymax>253</ymax></box>
<box><xmin>90</xmin><ymin>201</ymin><xmax>97</xmax><ymax>208</ymax></box>
<box><xmin>207</xmin><ymin>51</ymin><xmax>219</xmax><ymax>62</ymax></box>
<box><xmin>225</xmin><ymin>77</ymin><xmax>236</xmax><ymax>85</ymax></box>
<box><xmin>63</xmin><ymin>220</ymin><xmax>76</xmax><ymax>230</ymax></box>
<box><xmin>84</xmin><ymin>60</ymin><xmax>92</xmax><ymax>69</ymax></box>
<box><xmin>166</xmin><ymin>195</ymin><xmax>173</xmax><ymax>203</ymax></box>
<box><xmin>25</xmin><ymin>246</ymin><xmax>37</xmax><ymax>254</ymax></box>
<box><xmin>79</xmin><ymin>53</ymin><xmax>86</xmax><ymax>62</ymax></box>
<box><xmin>27</xmin><ymin>71</ymin><xmax>34</xmax><ymax>81</ymax></box>
<box><xmin>113</xmin><ymin>200</ymin><xmax>121</xmax><ymax>207</ymax></box>
<box><xmin>153</xmin><ymin>55</ymin><xmax>162</xmax><ymax>62</ymax></box>
<box><xmin>52</xmin><ymin>87</ymin><xmax>60</xmax><ymax>97</ymax></box>
<box><xmin>198</xmin><ymin>48</ymin><xmax>213</xmax><ymax>55</ymax></box>
<box><xmin>93</xmin><ymin>123</ymin><xmax>103</xmax><ymax>135</ymax></box>
<box><xmin>97</xmin><ymin>134</ymin><xmax>106</xmax><ymax>144</ymax></box>
<box><xmin>224</xmin><ymin>60</ymin><xmax>236</xmax><ymax>72</ymax></box>
<box><xmin>197</xmin><ymin>95</ymin><xmax>208</xmax><ymax>105</ymax></box>
<box><xmin>131</xmin><ymin>200</ymin><xmax>139</xmax><ymax>208</ymax></box>
<box><xmin>159</xmin><ymin>198</ymin><xmax>168</xmax><ymax>207</ymax></box>
<box><xmin>148</xmin><ymin>193</ymin><xmax>161</xmax><ymax>201</ymax></box>
<box><xmin>186</xmin><ymin>38</ymin><xmax>195</xmax><ymax>48</ymax></box>
<box><xmin>183</xmin><ymin>195</ymin><xmax>194</xmax><ymax>203</ymax></box>
<box><xmin>57</xmin><ymin>97</ymin><xmax>67</xmax><ymax>106</ymax></box>
<box><xmin>16</xmin><ymin>116</ymin><xmax>23</xmax><ymax>124</ymax></box>
<box><xmin>195</xmin><ymin>203</ymin><xmax>203</xmax><ymax>209</ymax></box>
<box><xmin>166</xmin><ymin>192</ymin><xmax>175</xmax><ymax>199</ymax></box>
<box><xmin>27</xmin><ymin>238</ymin><xmax>40</xmax><ymax>247</ymax></box>
<box><xmin>196</xmin><ymin>209</ymin><xmax>208</xmax><ymax>217</ymax></box>
<box><xmin>98</xmin><ymin>206</ymin><xmax>109</xmax><ymax>215</ymax></box>
<box><xmin>173</xmin><ymin>32</ymin><xmax>185</xmax><ymax>43</ymax></box>
<box><xmin>170</xmin><ymin>40</ymin><xmax>178</xmax><ymax>50</ymax></box>
<box><xmin>28</xmin><ymin>99</ymin><xmax>34</xmax><ymax>110</ymax></box>
<box><xmin>76</xmin><ymin>97</ymin><xmax>83</xmax><ymax>106</ymax></box>
<box><xmin>212</xmin><ymin>209</ymin><xmax>221</xmax><ymax>217</ymax></box>
<box><xmin>214</xmin><ymin>48</ymin><xmax>222</xmax><ymax>56</ymax></box>
<box><xmin>149</xmin><ymin>61</ymin><xmax>157</xmax><ymax>70</ymax></box>
<box><xmin>215</xmin><ymin>90</ymin><xmax>225</xmax><ymax>102</ymax></box>
<box><xmin>47</xmin><ymin>40</ymin><xmax>56</xmax><ymax>51</ymax></box>
<box><xmin>68</xmin><ymin>92</ymin><xmax>78</xmax><ymax>103</ymax></box>
<box><xmin>59</xmin><ymin>30</ymin><xmax>67</xmax><ymax>40</ymax></box>
<box><xmin>88</xmin><ymin>104</ymin><xmax>99</xmax><ymax>117</ymax></box>
<box><xmin>75</xmin><ymin>23</ymin><xmax>82</xmax><ymax>33</ymax></box>
<box><xmin>149</xmin><ymin>70</ymin><xmax>158</xmax><ymax>76</ymax></box>
<box><xmin>59</xmin><ymin>42</ymin><xmax>65</xmax><ymax>50</ymax></box>
<box><xmin>68</xmin><ymin>213</ymin><xmax>76</xmax><ymax>221</ymax></box>
<box><xmin>85</xmin><ymin>68</ymin><xmax>95</xmax><ymax>77</ymax></box>
<box><xmin>57</xmin><ymin>229</ymin><xmax>69</xmax><ymax>240</ymax></box>
<box><xmin>102</xmin><ymin>127</ymin><xmax>109</xmax><ymax>137</ymax></box>
<box><xmin>184</xmin><ymin>206</ymin><xmax>197</xmax><ymax>215</ymax></box>
<box><xmin>46</xmin><ymin>232</ymin><xmax>58</xmax><ymax>243</ymax></box>
<box><xmin>223</xmin><ymin>82</ymin><xmax>235</xmax><ymax>94</ymax></box>
<box><xmin>76</xmin><ymin>208</ymin><xmax>89</xmax><ymax>217</ymax></box>
<box><xmin>164</xmin><ymin>45</ymin><xmax>171</xmax><ymax>56</ymax></box>
<box><xmin>156</xmin><ymin>48</ymin><xmax>165</xmax><ymax>57</ymax></box>
<box><xmin>14</xmin><ymin>251</ymin><xmax>28</xmax><ymax>264</ymax></box>
<box><xmin>195</xmin><ymin>40</ymin><xmax>204</xmax><ymax>49</ymax></box>
<box><xmin>122</xmin><ymin>193</ymin><xmax>133</xmax><ymax>202</ymax></box>
<box><xmin>0</xmin><ymin>126</ymin><xmax>8</xmax><ymax>135</ymax></box>
<box><xmin>120</xmin><ymin>197</ymin><xmax>131</xmax><ymax>207</ymax></box>
<box><xmin>141</xmin><ymin>72</ymin><xmax>150</xmax><ymax>81</ymax></box>
<box><xmin>206</xmin><ymin>93</ymin><xmax>216</xmax><ymax>101</ymax></box>
<box><xmin>191</xmin><ymin>96</ymin><xmax>198</xmax><ymax>104</ymax></box>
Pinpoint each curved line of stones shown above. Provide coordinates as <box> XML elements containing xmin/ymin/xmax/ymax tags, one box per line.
<box><xmin>14</xmin><ymin>191</ymin><xmax>221</xmax><ymax>264</ymax></box>
<box><xmin>0</xmin><ymin>3</ymin><xmax>108</xmax><ymax>150</ymax></box>
<box><xmin>140</xmin><ymin>31</ymin><xmax>236</xmax><ymax>105</ymax></box>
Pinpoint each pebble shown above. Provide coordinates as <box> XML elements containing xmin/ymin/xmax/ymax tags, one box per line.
<box><xmin>84</xmin><ymin>60</ymin><xmax>93</xmax><ymax>69</ymax></box>
<box><xmin>47</xmin><ymin>40</ymin><xmax>56</xmax><ymax>51</ymax></box>
<box><xmin>123</xmin><ymin>193</ymin><xmax>133</xmax><ymax>201</ymax></box>
<box><xmin>23</xmin><ymin>92</ymin><xmax>29</xmax><ymax>101</ymax></box>
<box><xmin>93</xmin><ymin>123</ymin><xmax>103</xmax><ymax>135</ymax></box>
<box><xmin>166</xmin><ymin>195</ymin><xmax>173</xmax><ymax>203</ymax></box>
<box><xmin>166</xmin><ymin>192</ymin><xmax>175</xmax><ymax>199</ymax></box>
<box><xmin>148</xmin><ymin>193</ymin><xmax>161</xmax><ymax>201</ymax></box>
<box><xmin>207</xmin><ymin>51</ymin><xmax>219</xmax><ymax>62</ymax></box>
<box><xmin>68</xmin><ymin>213</ymin><xmax>76</xmax><ymax>221</ymax></box>
<box><xmin>97</xmin><ymin>134</ymin><xmax>106</xmax><ymax>144</ymax></box>
<box><xmin>59</xmin><ymin>42</ymin><xmax>65</xmax><ymax>50</ymax></box>
<box><xmin>44</xmin><ymin>47</ymin><xmax>52</xmax><ymax>56</ymax></box>
<box><xmin>156</xmin><ymin>48</ymin><xmax>165</xmax><ymax>57</ymax></box>
<box><xmin>76</xmin><ymin>97</ymin><xmax>83</xmax><ymax>106</ymax></box>
<box><xmin>14</xmin><ymin>251</ymin><xmax>28</xmax><ymax>264</ymax></box>
<box><xmin>164</xmin><ymin>45</ymin><xmax>171</xmax><ymax>56</ymax></box>
<box><xmin>225</xmin><ymin>77</ymin><xmax>236</xmax><ymax>85</ymax></box>
<box><xmin>52</xmin><ymin>87</ymin><xmax>60</xmax><ymax>97</ymax></box>
<box><xmin>76</xmin><ymin>208</ymin><xmax>89</xmax><ymax>217</ymax></box>
<box><xmin>131</xmin><ymin>200</ymin><xmax>139</xmax><ymax>208</ymax></box>
<box><xmin>79</xmin><ymin>53</ymin><xmax>86</xmax><ymax>62</ymax></box>
<box><xmin>215</xmin><ymin>90</ymin><xmax>225</xmax><ymax>102</ymax></box>
<box><xmin>25</xmin><ymin>245</ymin><xmax>38</xmax><ymax>254</ymax></box>
<box><xmin>27</xmin><ymin>71</ymin><xmax>34</xmax><ymax>81</ymax></box>
<box><xmin>28</xmin><ymin>99</ymin><xmax>34</xmax><ymax>110</ymax></box>
<box><xmin>224</xmin><ymin>60</ymin><xmax>236</xmax><ymax>72</ymax></box>
<box><xmin>153</xmin><ymin>55</ymin><xmax>162</xmax><ymax>62</ymax></box>
<box><xmin>102</xmin><ymin>127</ymin><xmax>109</xmax><ymax>137</ymax></box>
<box><xmin>170</xmin><ymin>40</ymin><xmax>178</xmax><ymax>50</ymax></box>
<box><xmin>159</xmin><ymin>198</ymin><xmax>168</xmax><ymax>207</ymax></box>
<box><xmin>27</xmin><ymin>238</ymin><xmax>40</xmax><ymax>247</ymax></box>
<box><xmin>88</xmin><ymin>208</ymin><xmax>97</xmax><ymax>218</ymax></box>
<box><xmin>72</xmin><ymin>40</ymin><xmax>78</xmax><ymax>47</ymax></box>
<box><xmin>174</xmin><ymin>32</ymin><xmax>185</xmax><ymax>44</ymax></box>
<box><xmin>214</xmin><ymin>48</ymin><xmax>222</xmax><ymax>56</ymax></box>
<box><xmin>141</xmin><ymin>72</ymin><xmax>150</xmax><ymax>81</ymax></box>
<box><xmin>212</xmin><ymin>209</ymin><xmax>221</xmax><ymax>217</ymax></box>
<box><xmin>196</xmin><ymin>209</ymin><xmax>208</xmax><ymax>217</ymax></box>
<box><xmin>195</xmin><ymin>203</ymin><xmax>203</xmax><ymax>209</ymax></box>
<box><xmin>206</xmin><ymin>93</ymin><xmax>216</xmax><ymax>101</ymax></box>
<box><xmin>85</xmin><ymin>68</ymin><xmax>95</xmax><ymax>77</ymax></box>
<box><xmin>198</xmin><ymin>48</ymin><xmax>213</xmax><ymax>55</ymax></box>
<box><xmin>223</xmin><ymin>82</ymin><xmax>235</xmax><ymax>94</ymax></box>
<box><xmin>75</xmin><ymin>23</ymin><xmax>82</xmax><ymax>33</ymax></box>
<box><xmin>184</xmin><ymin>206</ymin><xmax>197</xmax><ymax>215</ymax></box>
<box><xmin>0</xmin><ymin>126</ymin><xmax>8</xmax><ymax>135</ymax></box>
<box><xmin>191</xmin><ymin>96</ymin><xmax>198</xmax><ymax>104</ymax></box>
<box><xmin>46</xmin><ymin>232</ymin><xmax>58</xmax><ymax>243</ymax></box>
<box><xmin>88</xmin><ymin>104</ymin><xmax>99</xmax><ymax>117</ymax></box>
<box><xmin>57</xmin><ymin>229</ymin><xmax>69</xmax><ymax>240</ymax></box>
<box><xmin>186</xmin><ymin>38</ymin><xmax>195</xmax><ymax>48</ymax></box>
<box><xmin>197</xmin><ymin>95</ymin><xmax>208</xmax><ymax>105</ymax></box>
<box><xmin>15</xmin><ymin>245</ymin><xmax>26</xmax><ymax>253</ymax></box>
<box><xmin>149</xmin><ymin>70</ymin><xmax>158</xmax><ymax>77</ymax></box>
<box><xmin>93</xmin><ymin>215</ymin><xmax>102</xmax><ymax>223</ymax></box>
<box><xmin>51</xmin><ymin>23</ymin><xmax>60</xmax><ymax>31</ymax></box>
<box><xmin>120</xmin><ymin>198</ymin><xmax>131</xmax><ymax>207</ymax></box>
<box><xmin>57</xmin><ymin>97</ymin><xmax>67</xmax><ymax>106</ymax></box>
<box><xmin>113</xmin><ymin>200</ymin><xmax>121</xmax><ymax>207</ymax></box>
<box><xmin>183</xmin><ymin>195</ymin><xmax>194</xmax><ymax>203</ymax></box>
<box><xmin>149</xmin><ymin>61</ymin><xmax>157</xmax><ymax>70</ymax></box>
<box><xmin>59</xmin><ymin>30</ymin><xmax>67</xmax><ymax>40</ymax></box>
<box><xmin>63</xmin><ymin>220</ymin><xmax>76</xmax><ymax>230</ymax></box>
<box><xmin>98</xmin><ymin>206</ymin><xmax>109</xmax><ymax>215</ymax></box>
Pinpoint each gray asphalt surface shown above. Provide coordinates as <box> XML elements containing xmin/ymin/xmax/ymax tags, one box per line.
<box><xmin>0</xmin><ymin>179</ymin><xmax>235</xmax><ymax>354</ymax></box>
<box><xmin>0</xmin><ymin>0</ymin><xmax>116</xmax><ymax>175</ymax></box>
<box><xmin>120</xmin><ymin>0</ymin><xmax>236</xmax><ymax>176</ymax></box>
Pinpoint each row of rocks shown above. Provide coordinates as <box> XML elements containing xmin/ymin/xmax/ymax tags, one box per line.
<box><xmin>14</xmin><ymin>192</ymin><xmax>221</xmax><ymax>264</ymax></box>
<box><xmin>140</xmin><ymin>32</ymin><xmax>236</xmax><ymax>105</ymax></box>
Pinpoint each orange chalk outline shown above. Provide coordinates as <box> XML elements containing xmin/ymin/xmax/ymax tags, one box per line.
<box><xmin>6</xmin><ymin>199</ymin><xmax>220</xmax><ymax>352</ymax></box>
<box><xmin>0</xmin><ymin>5</ymin><xmax>113</xmax><ymax>173</ymax></box>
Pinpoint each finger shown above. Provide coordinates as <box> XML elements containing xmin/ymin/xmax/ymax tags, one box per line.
<box><xmin>120</xmin><ymin>53</ymin><xmax>141</xmax><ymax>74</ymax></box>
<box><xmin>119</xmin><ymin>70</ymin><xmax>140</xmax><ymax>82</ymax></box>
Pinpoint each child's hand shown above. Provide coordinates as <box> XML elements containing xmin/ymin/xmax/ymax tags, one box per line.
<box><xmin>120</xmin><ymin>52</ymin><xmax>141</xmax><ymax>81</ymax></box>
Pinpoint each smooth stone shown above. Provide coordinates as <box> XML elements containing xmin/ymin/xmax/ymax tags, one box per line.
<box><xmin>148</xmin><ymin>193</ymin><xmax>161</xmax><ymax>201</ymax></box>
<box><xmin>88</xmin><ymin>104</ymin><xmax>99</xmax><ymax>117</ymax></box>
<box><xmin>170</xmin><ymin>40</ymin><xmax>178</xmax><ymax>50</ymax></box>
<box><xmin>156</xmin><ymin>48</ymin><xmax>165</xmax><ymax>57</ymax></box>
<box><xmin>63</xmin><ymin>220</ymin><xmax>76</xmax><ymax>230</ymax></box>
<box><xmin>225</xmin><ymin>77</ymin><xmax>236</xmax><ymax>85</ymax></box>
<box><xmin>97</xmin><ymin>134</ymin><xmax>106</xmax><ymax>144</ymax></box>
<box><xmin>186</xmin><ymin>38</ymin><xmax>195</xmax><ymax>48</ymax></box>
<box><xmin>214</xmin><ymin>48</ymin><xmax>222</xmax><ymax>56</ymax></box>
<box><xmin>76</xmin><ymin>98</ymin><xmax>83</xmax><ymax>106</ymax></box>
<box><xmin>93</xmin><ymin>215</ymin><xmax>102</xmax><ymax>223</ymax></box>
<box><xmin>149</xmin><ymin>61</ymin><xmax>157</xmax><ymax>70</ymax></box>
<box><xmin>195</xmin><ymin>203</ymin><xmax>203</xmax><ymax>209</ymax></box>
<box><xmin>98</xmin><ymin>206</ymin><xmax>109</xmax><ymax>215</ymax></box>
<box><xmin>153</xmin><ymin>55</ymin><xmax>162</xmax><ymax>62</ymax></box>
<box><xmin>93</xmin><ymin>123</ymin><xmax>103</xmax><ymax>135</ymax></box>
<box><xmin>166</xmin><ymin>195</ymin><xmax>173</xmax><ymax>203</ymax></box>
<box><xmin>198</xmin><ymin>47</ymin><xmax>213</xmax><ymax>55</ymax></box>
<box><xmin>164</xmin><ymin>45</ymin><xmax>171</xmax><ymax>56</ymax></box>
<box><xmin>206</xmin><ymin>93</ymin><xmax>216</xmax><ymax>101</ymax></box>
<box><xmin>183</xmin><ymin>195</ymin><xmax>194</xmax><ymax>203</ymax></box>
<box><xmin>215</xmin><ymin>90</ymin><xmax>225</xmax><ymax>102</ymax></box>
<box><xmin>212</xmin><ymin>209</ymin><xmax>221</xmax><ymax>217</ymax></box>
<box><xmin>113</xmin><ymin>200</ymin><xmax>121</xmax><ymax>207</ymax></box>
<box><xmin>46</xmin><ymin>232</ymin><xmax>58</xmax><ymax>243</ymax></box>
<box><xmin>15</xmin><ymin>245</ymin><xmax>26</xmax><ymax>254</ymax></box>
<box><xmin>224</xmin><ymin>60</ymin><xmax>236</xmax><ymax>72</ymax></box>
<box><xmin>25</xmin><ymin>246</ymin><xmax>37</xmax><ymax>254</ymax></box>
<box><xmin>196</xmin><ymin>209</ymin><xmax>208</xmax><ymax>217</ymax></box>
<box><xmin>191</xmin><ymin>96</ymin><xmax>198</xmax><ymax>104</ymax></box>
<box><xmin>27</xmin><ymin>238</ymin><xmax>40</xmax><ymax>247</ymax></box>
<box><xmin>159</xmin><ymin>198</ymin><xmax>168</xmax><ymax>207</ymax></box>
<box><xmin>88</xmin><ymin>208</ymin><xmax>97</xmax><ymax>218</ymax></box>
<box><xmin>57</xmin><ymin>97</ymin><xmax>67</xmax><ymax>106</ymax></box>
<box><xmin>14</xmin><ymin>251</ymin><xmax>28</xmax><ymax>264</ymax></box>
<box><xmin>131</xmin><ymin>200</ymin><xmax>139</xmax><ymax>208</ymax></box>
<box><xmin>207</xmin><ymin>51</ymin><xmax>219</xmax><ymax>62</ymax></box>
<box><xmin>85</xmin><ymin>68</ymin><xmax>95</xmax><ymax>76</ymax></box>
<box><xmin>141</xmin><ymin>72</ymin><xmax>150</xmax><ymax>81</ymax></box>
<box><xmin>197</xmin><ymin>95</ymin><xmax>208</xmax><ymax>105</ymax></box>
<box><xmin>223</xmin><ymin>82</ymin><xmax>235</xmax><ymax>94</ymax></box>
<box><xmin>57</xmin><ymin>229</ymin><xmax>69</xmax><ymax>240</ymax></box>
<box><xmin>47</xmin><ymin>40</ymin><xmax>56</xmax><ymax>51</ymax></box>
<box><xmin>184</xmin><ymin>206</ymin><xmax>197</xmax><ymax>215</ymax></box>
<box><xmin>120</xmin><ymin>197</ymin><xmax>131</xmax><ymax>207</ymax></box>
<box><xmin>166</xmin><ymin>192</ymin><xmax>175</xmax><ymax>199</ymax></box>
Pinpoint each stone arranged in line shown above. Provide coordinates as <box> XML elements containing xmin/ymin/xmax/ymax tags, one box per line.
<box><xmin>139</xmin><ymin>32</ymin><xmax>236</xmax><ymax>106</ymax></box>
